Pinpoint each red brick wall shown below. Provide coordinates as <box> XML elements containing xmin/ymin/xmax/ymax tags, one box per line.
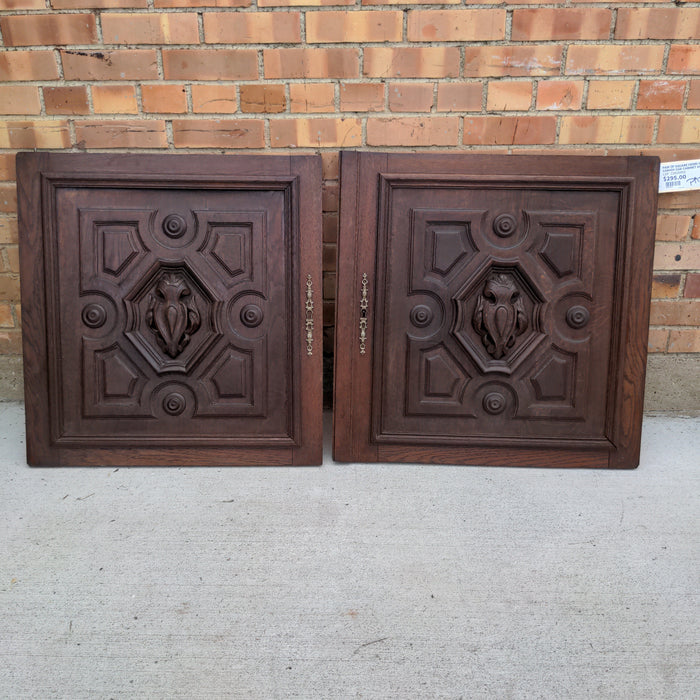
<box><xmin>0</xmin><ymin>0</ymin><xmax>699</xmax><ymax>371</ymax></box>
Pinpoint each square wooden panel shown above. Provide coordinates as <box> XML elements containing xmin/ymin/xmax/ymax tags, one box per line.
<box><xmin>18</xmin><ymin>153</ymin><xmax>322</xmax><ymax>466</ymax></box>
<box><xmin>334</xmin><ymin>153</ymin><xmax>659</xmax><ymax>468</ymax></box>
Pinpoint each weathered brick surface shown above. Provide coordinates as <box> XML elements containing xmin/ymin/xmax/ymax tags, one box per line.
<box><xmin>141</xmin><ymin>85</ymin><xmax>187</xmax><ymax>114</ymax></box>
<box><xmin>0</xmin><ymin>2</ymin><xmax>698</xmax><ymax>359</ymax></box>
<box><xmin>368</xmin><ymin>116</ymin><xmax>459</xmax><ymax>146</ymax></box>
<box><xmin>163</xmin><ymin>50</ymin><xmax>257</xmax><ymax>81</ymax></box>
<box><xmin>91</xmin><ymin>85</ymin><xmax>138</xmax><ymax>114</ymax></box>
<box><xmin>271</xmin><ymin>118</ymin><xmax>361</xmax><ymax>148</ymax></box>
<box><xmin>1</xmin><ymin>13</ymin><xmax>97</xmax><ymax>46</ymax></box>
<box><xmin>0</xmin><ymin>87</ymin><xmax>42</xmax><ymax>116</ymax></box>
<box><xmin>203</xmin><ymin>12</ymin><xmax>300</xmax><ymax>44</ymax></box>
<box><xmin>62</xmin><ymin>49</ymin><xmax>158</xmax><ymax>80</ymax></box>
<box><xmin>241</xmin><ymin>85</ymin><xmax>286</xmax><ymax>114</ymax></box>
<box><xmin>44</xmin><ymin>86</ymin><xmax>90</xmax><ymax>115</ymax></box>
<box><xmin>512</xmin><ymin>9</ymin><xmax>611</xmax><ymax>41</ymax></box>
<box><xmin>103</xmin><ymin>13</ymin><xmax>200</xmax><ymax>45</ymax></box>
<box><xmin>75</xmin><ymin>119</ymin><xmax>168</xmax><ymax>148</ymax></box>
<box><xmin>172</xmin><ymin>119</ymin><xmax>264</xmax><ymax>148</ymax></box>
<box><xmin>290</xmin><ymin>84</ymin><xmax>335</xmax><ymax>113</ymax></box>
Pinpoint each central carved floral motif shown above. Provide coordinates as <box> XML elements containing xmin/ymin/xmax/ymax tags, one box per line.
<box><xmin>472</xmin><ymin>272</ymin><xmax>528</xmax><ymax>359</ymax></box>
<box><xmin>146</xmin><ymin>272</ymin><xmax>201</xmax><ymax>358</ymax></box>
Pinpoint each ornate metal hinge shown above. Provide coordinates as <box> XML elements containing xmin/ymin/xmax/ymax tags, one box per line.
<box><xmin>305</xmin><ymin>274</ymin><xmax>314</xmax><ymax>356</ymax></box>
<box><xmin>359</xmin><ymin>272</ymin><xmax>368</xmax><ymax>355</ymax></box>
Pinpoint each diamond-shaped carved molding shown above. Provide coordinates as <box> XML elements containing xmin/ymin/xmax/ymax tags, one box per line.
<box><xmin>453</xmin><ymin>262</ymin><xmax>546</xmax><ymax>374</ymax></box>
<box><xmin>124</xmin><ymin>261</ymin><xmax>222</xmax><ymax>375</ymax></box>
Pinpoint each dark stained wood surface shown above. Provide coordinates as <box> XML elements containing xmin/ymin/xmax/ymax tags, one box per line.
<box><xmin>18</xmin><ymin>152</ymin><xmax>322</xmax><ymax>466</ymax></box>
<box><xmin>334</xmin><ymin>152</ymin><xmax>659</xmax><ymax>469</ymax></box>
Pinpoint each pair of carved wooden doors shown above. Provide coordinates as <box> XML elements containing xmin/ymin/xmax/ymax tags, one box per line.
<box><xmin>18</xmin><ymin>152</ymin><xmax>658</xmax><ymax>468</ymax></box>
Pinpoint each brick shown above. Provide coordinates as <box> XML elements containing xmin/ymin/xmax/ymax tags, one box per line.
<box><xmin>688</xmin><ymin>81</ymin><xmax>700</xmax><ymax>109</ymax></box>
<box><xmin>0</xmin><ymin>218</ymin><xmax>18</xmax><ymax>245</ymax></box>
<box><xmin>566</xmin><ymin>45</ymin><xmax>664</xmax><ymax>75</ymax></box>
<box><xmin>637</xmin><ymin>81</ymin><xmax>685</xmax><ymax>111</ymax></box>
<box><xmin>615</xmin><ymin>9</ymin><xmax>700</xmax><ymax>40</ymax></box>
<box><xmin>0</xmin><ymin>329</ymin><xmax>22</xmax><ymax>354</ymax></box>
<box><xmin>270</xmin><ymin>118</ymin><xmax>361</xmax><ymax>148</ymax></box>
<box><xmin>259</xmin><ymin>0</ymin><xmax>350</xmax><ymax>5</ymax></box>
<box><xmin>0</xmin><ymin>155</ymin><xmax>16</xmax><ymax>181</ymax></box>
<box><xmin>141</xmin><ymin>84</ymin><xmax>187</xmax><ymax>114</ymax></box>
<box><xmin>172</xmin><ymin>119</ymin><xmax>264</xmax><ymax>148</ymax></box>
<box><xmin>307</xmin><ymin>10</ymin><xmax>401</xmax><ymax>43</ymax></box>
<box><xmin>652</xmin><ymin>273</ymin><xmax>682</xmax><ymax>298</ymax></box>
<box><xmin>659</xmin><ymin>190</ymin><xmax>700</xmax><ymax>211</ymax></box>
<box><xmin>340</xmin><ymin>83</ymin><xmax>384</xmax><ymax>112</ymax></box>
<box><xmin>658</xmin><ymin>116</ymin><xmax>700</xmax><ymax>144</ymax></box>
<box><xmin>560</xmin><ymin>116</ymin><xmax>654</xmax><ymax>144</ymax></box>
<box><xmin>323</xmin><ymin>212</ymin><xmax>338</xmax><ymax>243</ymax></box>
<box><xmin>52</xmin><ymin>0</ymin><xmax>148</xmax><ymax>7</ymax></box>
<box><xmin>684</xmin><ymin>273</ymin><xmax>700</xmax><ymax>298</ymax></box>
<box><xmin>102</xmin><ymin>13</ymin><xmax>199</xmax><ymax>44</ymax></box>
<box><xmin>487</xmin><ymin>81</ymin><xmax>532</xmax><ymax>111</ymax></box>
<box><xmin>4</xmin><ymin>246</ymin><xmax>19</xmax><ymax>274</ymax></box>
<box><xmin>0</xmin><ymin>14</ymin><xmax>97</xmax><ymax>46</ymax></box>
<box><xmin>587</xmin><ymin>81</ymin><xmax>635</xmax><ymax>110</ymax></box>
<box><xmin>365</xmin><ymin>0</ymin><xmax>460</xmax><ymax>4</ymax></box>
<box><xmin>364</xmin><ymin>47</ymin><xmax>459</xmax><ymax>78</ymax></box>
<box><xmin>650</xmin><ymin>299</ymin><xmax>700</xmax><ymax>326</ymax></box>
<box><xmin>436</xmin><ymin>83</ymin><xmax>482</xmax><ymax>112</ymax></box>
<box><xmin>512</xmin><ymin>9</ymin><xmax>611</xmax><ymax>41</ymax></box>
<box><xmin>0</xmin><ymin>0</ymin><xmax>46</xmax><ymax>8</ymax></box>
<box><xmin>0</xmin><ymin>302</ymin><xmax>13</xmax><ymax>328</ymax></box>
<box><xmin>536</xmin><ymin>80</ymin><xmax>583</xmax><ymax>111</ymax></box>
<box><xmin>463</xmin><ymin>116</ymin><xmax>556</xmax><ymax>145</ymax></box>
<box><xmin>203</xmin><ymin>12</ymin><xmax>300</xmax><ymax>44</ymax></box>
<box><xmin>0</xmin><ymin>276</ymin><xmax>20</xmax><ymax>302</ymax></box>
<box><xmin>75</xmin><ymin>119</ymin><xmax>167</xmax><ymax>149</ymax></box>
<box><xmin>0</xmin><ymin>121</ymin><xmax>70</xmax><ymax>149</ymax></box>
<box><xmin>264</xmin><ymin>49</ymin><xmax>358</xmax><ymax>79</ymax></box>
<box><xmin>192</xmin><ymin>85</ymin><xmax>238</xmax><ymax>113</ymax></box>
<box><xmin>321</xmin><ymin>152</ymin><xmax>339</xmax><ymax>179</ymax></box>
<box><xmin>62</xmin><ymin>49</ymin><xmax>158</xmax><ymax>80</ymax></box>
<box><xmin>290</xmin><ymin>84</ymin><xmax>335</xmax><ymax>113</ymax></box>
<box><xmin>367</xmin><ymin>117</ymin><xmax>459</xmax><ymax>146</ymax></box>
<box><xmin>693</xmin><ymin>217</ymin><xmax>700</xmax><ymax>240</ymax></box>
<box><xmin>668</xmin><ymin>329</ymin><xmax>700</xmax><ymax>353</ymax></box>
<box><xmin>407</xmin><ymin>10</ymin><xmax>505</xmax><ymax>41</ymax></box>
<box><xmin>668</xmin><ymin>46</ymin><xmax>700</xmax><ymax>75</ymax></box>
<box><xmin>155</xmin><ymin>0</ymin><xmax>249</xmax><ymax>6</ymax></box>
<box><xmin>92</xmin><ymin>84</ymin><xmax>138</xmax><ymax>114</ymax></box>
<box><xmin>463</xmin><ymin>46</ymin><xmax>562</xmax><ymax>77</ymax></box>
<box><xmin>44</xmin><ymin>86</ymin><xmax>90</xmax><ymax>115</ymax></box>
<box><xmin>0</xmin><ymin>185</ymin><xmax>17</xmax><ymax>214</ymax></box>
<box><xmin>656</xmin><ymin>215</ymin><xmax>692</xmax><ymax>241</ymax></box>
<box><xmin>389</xmin><ymin>83</ymin><xmax>434</xmax><ymax>113</ymax></box>
<box><xmin>240</xmin><ymin>84</ymin><xmax>287</xmax><ymax>113</ymax></box>
<box><xmin>322</xmin><ymin>182</ymin><xmax>339</xmax><ymax>212</ymax></box>
<box><xmin>647</xmin><ymin>328</ymin><xmax>669</xmax><ymax>353</ymax></box>
<box><xmin>0</xmin><ymin>86</ymin><xmax>41</xmax><ymax>116</ymax></box>
<box><xmin>163</xmin><ymin>49</ymin><xmax>257</xmax><ymax>81</ymax></box>
<box><xmin>0</xmin><ymin>51</ymin><xmax>59</xmax><ymax>81</ymax></box>
<box><xmin>654</xmin><ymin>243</ymin><xmax>700</xmax><ymax>270</ymax></box>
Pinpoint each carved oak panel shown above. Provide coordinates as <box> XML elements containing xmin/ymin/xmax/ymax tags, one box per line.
<box><xmin>18</xmin><ymin>153</ymin><xmax>322</xmax><ymax>466</ymax></box>
<box><xmin>334</xmin><ymin>153</ymin><xmax>659</xmax><ymax>469</ymax></box>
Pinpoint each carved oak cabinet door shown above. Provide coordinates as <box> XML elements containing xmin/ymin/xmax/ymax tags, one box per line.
<box><xmin>18</xmin><ymin>153</ymin><xmax>322</xmax><ymax>466</ymax></box>
<box><xmin>334</xmin><ymin>153</ymin><xmax>659</xmax><ymax>468</ymax></box>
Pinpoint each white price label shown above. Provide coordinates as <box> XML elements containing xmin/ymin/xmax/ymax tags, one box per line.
<box><xmin>659</xmin><ymin>159</ymin><xmax>700</xmax><ymax>193</ymax></box>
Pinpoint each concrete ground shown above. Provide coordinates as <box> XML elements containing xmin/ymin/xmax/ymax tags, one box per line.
<box><xmin>0</xmin><ymin>403</ymin><xmax>698</xmax><ymax>700</ymax></box>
